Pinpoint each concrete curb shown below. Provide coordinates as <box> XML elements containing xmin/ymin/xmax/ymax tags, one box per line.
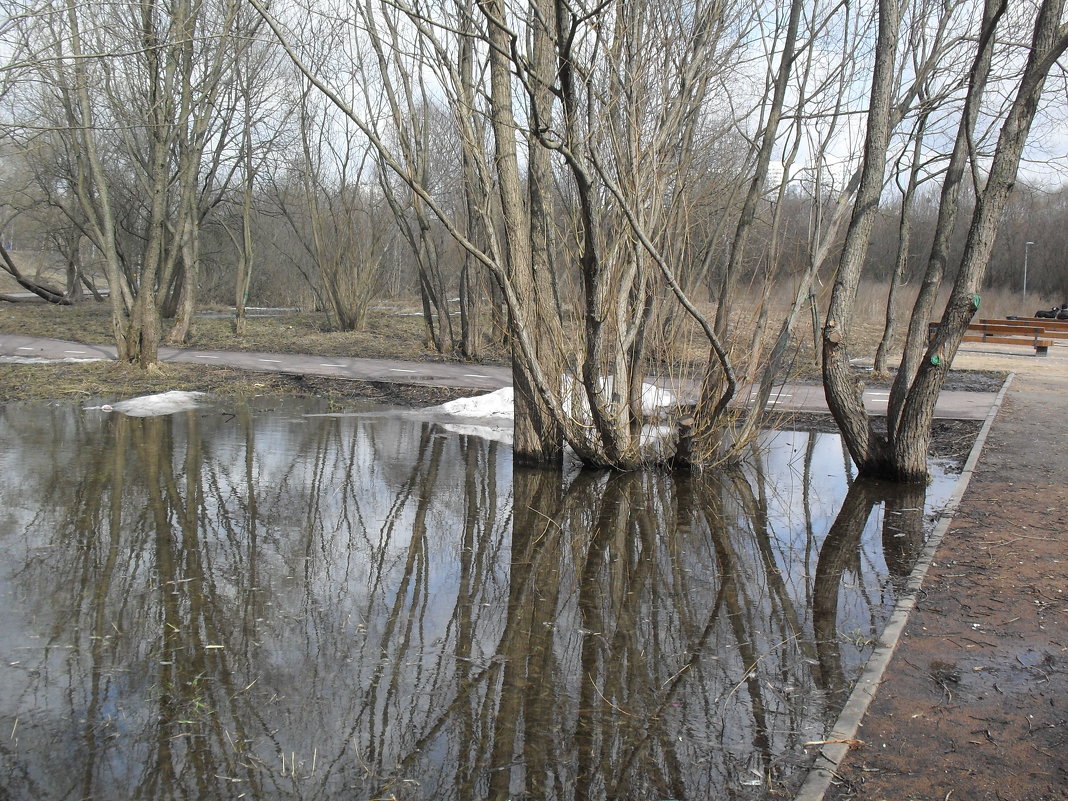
<box><xmin>792</xmin><ymin>371</ymin><xmax>1016</xmax><ymax>801</ymax></box>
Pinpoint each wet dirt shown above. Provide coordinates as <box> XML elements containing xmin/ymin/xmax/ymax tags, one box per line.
<box><xmin>824</xmin><ymin>349</ymin><xmax>1068</xmax><ymax>801</ymax></box>
<box><xmin>778</xmin><ymin>412</ymin><xmax>984</xmax><ymax>465</ymax></box>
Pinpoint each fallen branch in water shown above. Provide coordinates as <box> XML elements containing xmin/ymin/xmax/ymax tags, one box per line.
<box><xmin>804</xmin><ymin>738</ymin><xmax>866</xmax><ymax>749</ymax></box>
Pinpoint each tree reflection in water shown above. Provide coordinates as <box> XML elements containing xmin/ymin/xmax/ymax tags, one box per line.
<box><xmin>0</xmin><ymin>403</ymin><xmax>957</xmax><ymax>800</ymax></box>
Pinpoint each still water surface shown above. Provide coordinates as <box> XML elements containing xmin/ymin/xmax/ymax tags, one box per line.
<box><xmin>0</xmin><ymin>399</ymin><xmax>961</xmax><ymax>800</ymax></box>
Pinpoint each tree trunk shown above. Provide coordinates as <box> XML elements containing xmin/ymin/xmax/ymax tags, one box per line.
<box><xmin>821</xmin><ymin>0</ymin><xmax>904</xmax><ymax>475</ymax></box>
<box><xmin>167</xmin><ymin>217</ymin><xmax>199</xmax><ymax>345</ymax></box>
<box><xmin>874</xmin><ymin>111</ymin><xmax>929</xmax><ymax>374</ymax></box>
<box><xmin>481</xmin><ymin>0</ymin><xmax>562</xmax><ymax>464</ymax></box>
<box><xmin>0</xmin><ymin>243</ymin><xmax>71</xmax><ymax>304</ymax></box>
<box><xmin>233</xmin><ymin>206</ymin><xmax>253</xmax><ymax>336</ymax></box>
<box><xmin>887</xmin><ymin>0</ymin><xmax>1002</xmax><ymax>430</ymax></box>
<box><xmin>891</xmin><ymin>43</ymin><xmax>1064</xmax><ymax>476</ymax></box>
<box><xmin>713</xmin><ymin>0</ymin><xmax>803</xmax><ymax>340</ymax></box>
<box><xmin>889</xmin><ymin>0</ymin><xmax>1066</xmax><ymax>481</ymax></box>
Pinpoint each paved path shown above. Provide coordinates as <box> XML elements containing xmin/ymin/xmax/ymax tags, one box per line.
<box><xmin>0</xmin><ymin>334</ymin><xmax>998</xmax><ymax>420</ymax></box>
<box><xmin>0</xmin><ymin>333</ymin><xmax>512</xmax><ymax>391</ymax></box>
<box><xmin>740</xmin><ymin>382</ymin><xmax>994</xmax><ymax>420</ymax></box>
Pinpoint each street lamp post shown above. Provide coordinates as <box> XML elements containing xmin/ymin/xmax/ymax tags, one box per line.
<box><xmin>1023</xmin><ymin>240</ymin><xmax>1034</xmax><ymax>301</ymax></box>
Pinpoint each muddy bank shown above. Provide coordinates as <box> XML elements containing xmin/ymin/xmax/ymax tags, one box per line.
<box><xmin>822</xmin><ymin>371</ymin><xmax>1068</xmax><ymax>801</ymax></box>
<box><xmin>0</xmin><ymin>360</ymin><xmax>476</xmax><ymax>406</ymax></box>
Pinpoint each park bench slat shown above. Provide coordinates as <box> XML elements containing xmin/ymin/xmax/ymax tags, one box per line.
<box><xmin>979</xmin><ymin>319</ymin><xmax>1068</xmax><ymax>341</ymax></box>
<box><xmin>959</xmin><ymin>334</ymin><xmax>1052</xmax><ymax>354</ymax></box>
<box><xmin>1001</xmin><ymin>316</ymin><xmax>1068</xmax><ymax>332</ymax></box>
<box><xmin>928</xmin><ymin>321</ymin><xmax>1052</xmax><ymax>355</ymax></box>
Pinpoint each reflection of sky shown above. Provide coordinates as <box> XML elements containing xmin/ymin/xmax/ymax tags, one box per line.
<box><xmin>759</xmin><ymin>428</ymin><xmax>956</xmax><ymax>547</ymax></box>
<box><xmin>756</xmin><ymin>428</ymin><xmax>957</xmax><ymax>651</ymax></box>
<box><xmin>0</xmin><ymin>399</ymin><xmax>964</xmax><ymax>800</ymax></box>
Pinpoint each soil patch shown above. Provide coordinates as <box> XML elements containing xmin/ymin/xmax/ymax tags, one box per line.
<box><xmin>771</xmin><ymin>412</ymin><xmax>985</xmax><ymax>466</ymax></box>
<box><xmin>822</xmin><ymin>369</ymin><xmax>1068</xmax><ymax>801</ymax></box>
<box><xmin>0</xmin><ymin>360</ymin><xmax>476</xmax><ymax>407</ymax></box>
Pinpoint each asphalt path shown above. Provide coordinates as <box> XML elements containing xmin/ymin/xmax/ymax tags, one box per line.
<box><xmin>0</xmin><ymin>333</ymin><xmax>997</xmax><ymax>420</ymax></box>
<box><xmin>0</xmin><ymin>333</ymin><xmax>511</xmax><ymax>391</ymax></box>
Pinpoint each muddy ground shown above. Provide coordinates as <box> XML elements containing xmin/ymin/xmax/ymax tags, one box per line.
<box><xmin>824</xmin><ymin>349</ymin><xmax>1068</xmax><ymax>801</ymax></box>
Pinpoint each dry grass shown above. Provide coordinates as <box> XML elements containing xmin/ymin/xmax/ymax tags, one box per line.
<box><xmin>0</xmin><ymin>300</ymin><xmax>509</xmax><ymax>363</ymax></box>
<box><xmin>0</xmin><ymin>361</ymin><xmax>297</xmax><ymax>404</ymax></box>
<box><xmin>2</xmin><ymin>280</ymin><xmax>1025</xmax><ymax>364</ymax></box>
<box><xmin>0</xmin><ymin>301</ymin><xmax>499</xmax><ymax>405</ymax></box>
<box><xmin>0</xmin><ymin>359</ymin><xmax>475</xmax><ymax>406</ymax></box>
<box><xmin>754</xmin><ymin>280</ymin><xmax>1046</xmax><ymax>372</ymax></box>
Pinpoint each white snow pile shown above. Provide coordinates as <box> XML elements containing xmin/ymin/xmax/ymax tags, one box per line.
<box><xmin>85</xmin><ymin>390</ymin><xmax>209</xmax><ymax>417</ymax></box>
<box><xmin>429</xmin><ymin>387</ymin><xmax>515</xmax><ymax>420</ymax></box>
<box><xmin>426</xmin><ymin>381</ymin><xmax>675</xmax><ymax>423</ymax></box>
<box><xmin>637</xmin><ymin>382</ymin><xmax>675</xmax><ymax>413</ymax></box>
<box><xmin>1</xmin><ymin>355</ymin><xmax>105</xmax><ymax>364</ymax></box>
<box><xmin>420</xmin><ymin>380</ymin><xmax>677</xmax><ymax>446</ymax></box>
<box><xmin>562</xmin><ymin>376</ymin><xmax>676</xmax><ymax>419</ymax></box>
<box><xmin>422</xmin><ymin>388</ymin><xmax>515</xmax><ymax>445</ymax></box>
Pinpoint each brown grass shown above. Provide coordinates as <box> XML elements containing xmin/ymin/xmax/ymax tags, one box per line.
<box><xmin>0</xmin><ymin>301</ymin><xmax>498</xmax><ymax>404</ymax></box>
<box><xmin>0</xmin><ymin>359</ymin><xmax>475</xmax><ymax>406</ymax></box>
<box><xmin>0</xmin><ymin>361</ymin><xmax>294</xmax><ymax>403</ymax></box>
<box><xmin>0</xmin><ymin>300</ymin><xmax>510</xmax><ymax>363</ymax></box>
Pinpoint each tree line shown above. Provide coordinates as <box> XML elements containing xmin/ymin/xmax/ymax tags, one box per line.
<box><xmin>1</xmin><ymin>0</ymin><xmax>1065</xmax><ymax>478</ymax></box>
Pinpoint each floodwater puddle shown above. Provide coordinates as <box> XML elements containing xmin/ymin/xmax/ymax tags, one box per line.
<box><xmin>0</xmin><ymin>398</ymin><xmax>963</xmax><ymax>799</ymax></box>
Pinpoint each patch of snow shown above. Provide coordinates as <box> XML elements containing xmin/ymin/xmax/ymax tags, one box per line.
<box><xmin>85</xmin><ymin>390</ymin><xmax>209</xmax><ymax>417</ymax></box>
<box><xmin>425</xmin><ymin>381</ymin><xmax>674</xmax><ymax>424</ymax></box>
<box><xmin>418</xmin><ymin>381</ymin><xmax>676</xmax><ymax>448</ymax></box>
<box><xmin>638</xmin><ymin>383</ymin><xmax>675</xmax><ymax>413</ymax></box>
<box><xmin>430</xmin><ymin>387</ymin><xmax>515</xmax><ymax>420</ymax></box>
<box><xmin>641</xmin><ymin>423</ymin><xmax>675</xmax><ymax>447</ymax></box>
<box><xmin>562</xmin><ymin>376</ymin><xmax>676</xmax><ymax>419</ymax></box>
<box><xmin>1</xmin><ymin>356</ymin><xmax>105</xmax><ymax>364</ymax></box>
<box><xmin>418</xmin><ymin>388</ymin><xmax>514</xmax><ymax>444</ymax></box>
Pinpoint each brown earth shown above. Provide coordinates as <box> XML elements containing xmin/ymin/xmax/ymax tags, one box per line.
<box><xmin>824</xmin><ymin>343</ymin><xmax>1068</xmax><ymax>801</ymax></box>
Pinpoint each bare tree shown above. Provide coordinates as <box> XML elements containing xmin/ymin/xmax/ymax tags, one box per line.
<box><xmin>3</xmin><ymin>0</ymin><xmax>255</xmax><ymax>363</ymax></box>
<box><xmin>249</xmin><ymin>0</ymin><xmax>756</xmax><ymax>467</ymax></box>
<box><xmin>268</xmin><ymin>83</ymin><xmax>393</xmax><ymax>332</ymax></box>
<box><xmin>873</xmin><ymin>108</ymin><xmax>932</xmax><ymax>375</ymax></box>
<box><xmin>824</xmin><ymin>0</ymin><xmax>1068</xmax><ymax>480</ymax></box>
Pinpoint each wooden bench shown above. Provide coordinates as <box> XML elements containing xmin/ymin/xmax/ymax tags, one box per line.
<box><xmin>928</xmin><ymin>321</ymin><xmax>1052</xmax><ymax>355</ymax></box>
<box><xmin>1003</xmin><ymin>316</ymin><xmax>1068</xmax><ymax>333</ymax></box>
<box><xmin>982</xmin><ymin>319</ymin><xmax>1068</xmax><ymax>342</ymax></box>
